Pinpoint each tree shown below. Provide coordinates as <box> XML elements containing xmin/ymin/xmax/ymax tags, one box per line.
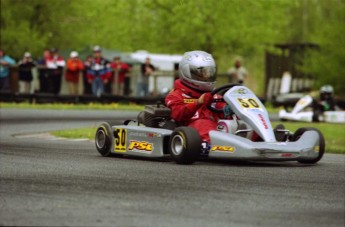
<box><xmin>286</xmin><ymin>0</ymin><xmax>345</xmax><ymax>95</ymax></box>
<box><xmin>1</xmin><ymin>0</ymin><xmax>343</xmax><ymax>95</ymax></box>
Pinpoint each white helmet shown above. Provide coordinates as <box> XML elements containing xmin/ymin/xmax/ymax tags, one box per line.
<box><xmin>320</xmin><ymin>84</ymin><xmax>334</xmax><ymax>100</ymax></box>
<box><xmin>320</xmin><ymin>84</ymin><xmax>334</xmax><ymax>94</ymax></box>
<box><xmin>70</xmin><ymin>51</ymin><xmax>78</xmax><ymax>58</ymax></box>
<box><xmin>179</xmin><ymin>50</ymin><xmax>216</xmax><ymax>92</ymax></box>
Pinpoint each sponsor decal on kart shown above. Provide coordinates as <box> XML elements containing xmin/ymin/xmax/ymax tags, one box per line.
<box><xmin>147</xmin><ymin>133</ymin><xmax>159</xmax><ymax>138</ymax></box>
<box><xmin>297</xmin><ymin>99</ymin><xmax>307</xmax><ymax>105</ymax></box>
<box><xmin>211</xmin><ymin>145</ymin><xmax>235</xmax><ymax>153</ymax></box>
<box><xmin>129</xmin><ymin>132</ymin><xmax>160</xmax><ymax>138</ymax></box>
<box><xmin>114</xmin><ymin>128</ymin><xmax>127</xmax><ymax>153</ymax></box>
<box><xmin>281</xmin><ymin>153</ymin><xmax>293</xmax><ymax>157</ymax></box>
<box><xmin>258</xmin><ymin>114</ymin><xmax>269</xmax><ymax>129</ymax></box>
<box><xmin>128</xmin><ymin>140</ymin><xmax>154</xmax><ymax>153</ymax></box>
<box><xmin>217</xmin><ymin>121</ymin><xmax>229</xmax><ymax>133</ymax></box>
<box><xmin>237</xmin><ymin>88</ymin><xmax>248</xmax><ymax>94</ymax></box>
<box><xmin>237</xmin><ymin>98</ymin><xmax>261</xmax><ymax>109</ymax></box>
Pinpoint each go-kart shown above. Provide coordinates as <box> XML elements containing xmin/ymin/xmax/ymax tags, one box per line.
<box><xmin>95</xmin><ymin>84</ymin><xmax>325</xmax><ymax>164</ymax></box>
<box><xmin>279</xmin><ymin>94</ymin><xmax>345</xmax><ymax>123</ymax></box>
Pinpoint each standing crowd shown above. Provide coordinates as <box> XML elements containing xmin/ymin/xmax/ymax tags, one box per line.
<box><xmin>1</xmin><ymin>46</ymin><xmax>251</xmax><ymax>97</ymax></box>
<box><xmin>0</xmin><ymin>46</ymin><xmax>157</xmax><ymax>97</ymax></box>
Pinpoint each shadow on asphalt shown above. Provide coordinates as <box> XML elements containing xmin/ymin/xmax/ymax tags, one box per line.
<box><xmin>98</xmin><ymin>153</ymin><xmax>318</xmax><ymax>168</ymax></box>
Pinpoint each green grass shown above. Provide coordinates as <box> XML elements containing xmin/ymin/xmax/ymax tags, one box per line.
<box><xmin>52</xmin><ymin>122</ymin><xmax>345</xmax><ymax>154</ymax></box>
<box><xmin>0</xmin><ymin>102</ymin><xmax>145</xmax><ymax>111</ymax></box>
<box><xmin>52</xmin><ymin>127</ymin><xmax>97</xmax><ymax>140</ymax></box>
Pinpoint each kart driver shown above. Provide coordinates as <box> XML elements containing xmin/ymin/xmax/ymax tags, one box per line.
<box><xmin>311</xmin><ymin>84</ymin><xmax>337</xmax><ymax>122</ymax></box>
<box><xmin>318</xmin><ymin>85</ymin><xmax>336</xmax><ymax>111</ymax></box>
<box><xmin>165</xmin><ymin>50</ymin><xmax>232</xmax><ymax>144</ymax></box>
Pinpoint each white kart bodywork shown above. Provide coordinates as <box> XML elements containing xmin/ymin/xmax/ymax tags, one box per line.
<box><xmin>207</xmin><ymin>87</ymin><xmax>320</xmax><ymax>161</ymax></box>
<box><xmin>279</xmin><ymin>94</ymin><xmax>345</xmax><ymax>123</ymax></box>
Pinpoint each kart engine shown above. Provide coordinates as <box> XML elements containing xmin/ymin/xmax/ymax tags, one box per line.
<box><xmin>137</xmin><ymin>102</ymin><xmax>176</xmax><ymax>129</ymax></box>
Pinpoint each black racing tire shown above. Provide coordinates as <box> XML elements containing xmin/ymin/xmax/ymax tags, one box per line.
<box><xmin>274</xmin><ymin>124</ymin><xmax>287</xmax><ymax>142</ymax></box>
<box><xmin>293</xmin><ymin>127</ymin><xmax>325</xmax><ymax>164</ymax></box>
<box><xmin>169</xmin><ymin>127</ymin><xmax>201</xmax><ymax>164</ymax></box>
<box><xmin>95</xmin><ymin>122</ymin><xmax>113</xmax><ymax>157</ymax></box>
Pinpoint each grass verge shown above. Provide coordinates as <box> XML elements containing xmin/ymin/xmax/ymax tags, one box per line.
<box><xmin>52</xmin><ymin>121</ymin><xmax>345</xmax><ymax>154</ymax></box>
<box><xmin>0</xmin><ymin>102</ymin><xmax>145</xmax><ymax>111</ymax></box>
<box><xmin>52</xmin><ymin>127</ymin><xmax>97</xmax><ymax>140</ymax></box>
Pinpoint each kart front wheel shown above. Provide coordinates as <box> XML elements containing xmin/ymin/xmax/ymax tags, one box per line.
<box><xmin>95</xmin><ymin>122</ymin><xmax>113</xmax><ymax>157</ymax></box>
<box><xmin>169</xmin><ymin>127</ymin><xmax>201</xmax><ymax>164</ymax></box>
<box><xmin>293</xmin><ymin>127</ymin><xmax>325</xmax><ymax>164</ymax></box>
<box><xmin>274</xmin><ymin>124</ymin><xmax>288</xmax><ymax>142</ymax></box>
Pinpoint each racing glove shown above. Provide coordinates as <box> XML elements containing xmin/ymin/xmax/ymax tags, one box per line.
<box><xmin>198</xmin><ymin>92</ymin><xmax>213</xmax><ymax>106</ymax></box>
<box><xmin>223</xmin><ymin>105</ymin><xmax>234</xmax><ymax>118</ymax></box>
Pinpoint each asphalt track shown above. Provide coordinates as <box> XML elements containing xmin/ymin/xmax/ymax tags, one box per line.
<box><xmin>0</xmin><ymin>108</ymin><xmax>344</xmax><ymax>227</ymax></box>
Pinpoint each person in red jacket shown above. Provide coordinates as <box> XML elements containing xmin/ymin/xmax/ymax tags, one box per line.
<box><xmin>165</xmin><ymin>50</ymin><xmax>229</xmax><ymax>145</ymax></box>
<box><xmin>65</xmin><ymin>51</ymin><xmax>84</xmax><ymax>95</ymax></box>
<box><xmin>110</xmin><ymin>56</ymin><xmax>130</xmax><ymax>95</ymax></box>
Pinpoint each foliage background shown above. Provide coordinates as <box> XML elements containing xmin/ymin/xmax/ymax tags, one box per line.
<box><xmin>1</xmin><ymin>0</ymin><xmax>344</xmax><ymax>95</ymax></box>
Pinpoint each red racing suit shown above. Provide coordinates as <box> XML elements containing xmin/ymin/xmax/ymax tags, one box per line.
<box><xmin>165</xmin><ymin>79</ymin><xmax>226</xmax><ymax>143</ymax></box>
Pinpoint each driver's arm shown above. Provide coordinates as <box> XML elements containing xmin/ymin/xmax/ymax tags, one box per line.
<box><xmin>165</xmin><ymin>92</ymin><xmax>212</xmax><ymax>122</ymax></box>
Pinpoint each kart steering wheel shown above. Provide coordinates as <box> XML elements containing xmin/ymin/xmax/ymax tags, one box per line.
<box><xmin>208</xmin><ymin>83</ymin><xmax>241</xmax><ymax>113</ymax></box>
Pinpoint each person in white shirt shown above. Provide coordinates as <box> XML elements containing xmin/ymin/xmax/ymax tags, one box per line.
<box><xmin>227</xmin><ymin>59</ymin><xmax>248</xmax><ymax>84</ymax></box>
<box><xmin>46</xmin><ymin>48</ymin><xmax>66</xmax><ymax>94</ymax></box>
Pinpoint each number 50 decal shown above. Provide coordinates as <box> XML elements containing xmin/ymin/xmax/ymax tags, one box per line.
<box><xmin>114</xmin><ymin>128</ymin><xmax>127</xmax><ymax>152</ymax></box>
<box><xmin>237</xmin><ymin>98</ymin><xmax>261</xmax><ymax>109</ymax></box>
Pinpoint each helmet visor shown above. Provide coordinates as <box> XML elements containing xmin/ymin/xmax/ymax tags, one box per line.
<box><xmin>190</xmin><ymin>66</ymin><xmax>216</xmax><ymax>82</ymax></box>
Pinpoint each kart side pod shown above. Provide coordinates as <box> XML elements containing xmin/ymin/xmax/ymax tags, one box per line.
<box><xmin>208</xmin><ymin>130</ymin><xmax>320</xmax><ymax>161</ymax></box>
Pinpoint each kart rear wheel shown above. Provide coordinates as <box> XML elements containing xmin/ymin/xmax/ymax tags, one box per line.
<box><xmin>95</xmin><ymin>122</ymin><xmax>113</xmax><ymax>157</ymax></box>
<box><xmin>169</xmin><ymin>127</ymin><xmax>201</xmax><ymax>164</ymax></box>
<box><xmin>293</xmin><ymin>127</ymin><xmax>325</xmax><ymax>164</ymax></box>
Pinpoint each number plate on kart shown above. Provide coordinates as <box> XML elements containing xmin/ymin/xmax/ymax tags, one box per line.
<box><xmin>114</xmin><ymin>128</ymin><xmax>127</xmax><ymax>153</ymax></box>
<box><xmin>237</xmin><ymin>98</ymin><xmax>261</xmax><ymax>109</ymax></box>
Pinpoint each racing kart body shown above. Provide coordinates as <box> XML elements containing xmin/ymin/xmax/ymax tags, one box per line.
<box><xmin>96</xmin><ymin>84</ymin><xmax>325</xmax><ymax>164</ymax></box>
<box><xmin>279</xmin><ymin>94</ymin><xmax>345</xmax><ymax>123</ymax></box>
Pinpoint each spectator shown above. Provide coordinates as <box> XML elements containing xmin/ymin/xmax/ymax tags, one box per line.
<box><xmin>83</xmin><ymin>55</ymin><xmax>93</xmax><ymax>95</ymax></box>
<box><xmin>138</xmin><ymin>57</ymin><xmax>155</xmax><ymax>96</ymax></box>
<box><xmin>37</xmin><ymin>49</ymin><xmax>50</xmax><ymax>93</ymax></box>
<box><xmin>110</xmin><ymin>56</ymin><xmax>130</xmax><ymax>96</ymax></box>
<box><xmin>86</xmin><ymin>46</ymin><xmax>112</xmax><ymax>97</ymax></box>
<box><xmin>65</xmin><ymin>51</ymin><xmax>84</xmax><ymax>95</ymax></box>
<box><xmin>227</xmin><ymin>59</ymin><xmax>248</xmax><ymax>84</ymax></box>
<box><xmin>46</xmin><ymin>48</ymin><xmax>65</xmax><ymax>94</ymax></box>
<box><xmin>0</xmin><ymin>49</ymin><xmax>16</xmax><ymax>91</ymax></box>
<box><xmin>18</xmin><ymin>52</ymin><xmax>36</xmax><ymax>93</ymax></box>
